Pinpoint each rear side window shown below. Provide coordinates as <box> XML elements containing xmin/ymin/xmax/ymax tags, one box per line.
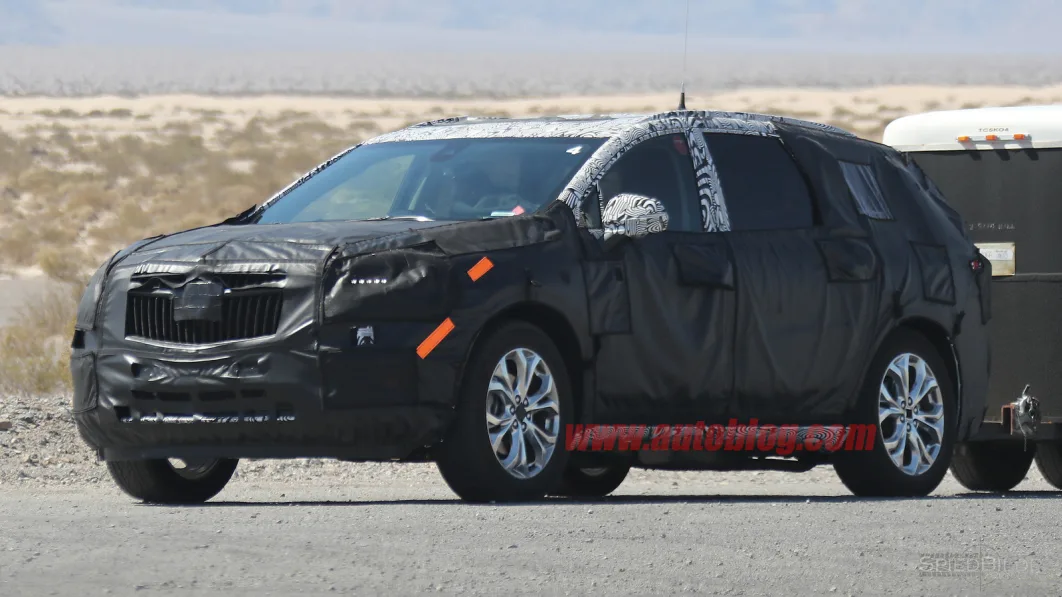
<box><xmin>702</xmin><ymin>133</ymin><xmax>814</xmax><ymax>231</ymax></box>
<box><xmin>839</xmin><ymin>161</ymin><xmax>892</xmax><ymax>220</ymax></box>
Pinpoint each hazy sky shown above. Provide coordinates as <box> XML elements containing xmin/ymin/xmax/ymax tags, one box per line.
<box><xmin>3</xmin><ymin>0</ymin><xmax>1062</xmax><ymax>53</ymax></box>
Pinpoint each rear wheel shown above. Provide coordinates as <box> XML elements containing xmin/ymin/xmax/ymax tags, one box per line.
<box><xmin>552</xmin><ymin>462</ymin><xmax>632</xmax><ymax>498</ymax></box>
<box><xmin>950</xmin><ymin>441</ymin><xmax>1035</xmax><ymax>492</ymax></box>
<box><xmin>435</xmin><ymin>321</ymin><xmax>573</xmax><ymax>502</ymax></box>
<box><xmin>1034</xmin><ymin>441</ymin><xmax>1062</xmax><ymax>490</ymax></box>
<box><xmin>107</xmin><ymin>458</ymin><xmax>238</xmax><ymax>504</ymax></box>
<box><xmin>834</xmin><ymin>329</ymin><xmax>957</xmax><ymax>497</ymax></box>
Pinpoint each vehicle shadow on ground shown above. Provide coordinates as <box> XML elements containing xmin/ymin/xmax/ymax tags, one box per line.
<box><xmin>173</xmin><ymin>490</ymin><xmax>1062</xmax><ymax>508</ymax></box>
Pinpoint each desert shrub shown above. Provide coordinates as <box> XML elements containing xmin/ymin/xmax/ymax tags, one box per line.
<box><xmin>36</xmin><ymin>247</ymin><xmax>94</xmax><ymax>288</ymax></box>
<box><xmin>0</xmin><ymin>287</ymin><xmax>80</xmax><ymax>395</ymax></box>
<box><xmin>832</xmin><ymin>105</ymin><xmax>856</xmax><ymax>118</ymax></box>
<box><xmin>0</xmin><ymin>132</ymin><xmax>36</xmax><ymax>178</ymax></box>
<box><xmin>763</xmin><ymin>106</ymin><xmax>819</xmax><ymax>119</ymax></box>
<box><xmin>66</xmin><ymin>183</ymin><xmax>113</xmax><ymax>214</ymax></box>
<box><xmin>0</xmin><ymin>225</ymin><xmax>40</xmax><ymax>267</ymax></box>
<box><xmin>347</xmin><ymin>120</ymin><xmax>381</xmax><ymax>135</ymax></box>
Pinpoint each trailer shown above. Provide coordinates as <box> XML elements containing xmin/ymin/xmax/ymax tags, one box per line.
<box><xmin>884</xmin><ymin>106</ymin><xmax>1062</xmax><ymax>492</ymax></box>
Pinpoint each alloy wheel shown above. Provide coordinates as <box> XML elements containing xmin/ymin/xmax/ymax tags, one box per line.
<box><xmin>485</xmin><ymin>348</ymin><xmax>561</xmax><ymax>480</ymax></box>
<box><xmin>878</xmin><ymin>353</ymin><xmax>945</xmax><ymax>476</ymax></box>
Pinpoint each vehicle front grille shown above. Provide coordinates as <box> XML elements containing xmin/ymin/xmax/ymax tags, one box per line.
<box><xmin>125</xmin><ymin>290</ymin><xmax>283</xmax><ymax>345</ymax></box>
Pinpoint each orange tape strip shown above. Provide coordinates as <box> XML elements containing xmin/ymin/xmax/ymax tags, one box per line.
<box><xmin>417</xmin><ymin>318</ymin><xmax>455</xmax><ymax>359</ymax></box>
<box><xmin>467</xmin><ymin>257</ymin><xmax>494</xmax><ymax>282</ymax></box>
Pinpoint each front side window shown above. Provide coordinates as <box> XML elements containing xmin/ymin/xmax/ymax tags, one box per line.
<box><xmin>255</xmin><ymin>138</ymin><xmax>604</xmax><ymax>224</ymax></box>
<box><xmin>703</xmin><ymin>133</ymin><xmax>815</xmax><ymax>231</ymax></box>
<box><xmin>593</xmin><ymin>134</ymin><xmax>701</xmax><ymax>232</ymax></box>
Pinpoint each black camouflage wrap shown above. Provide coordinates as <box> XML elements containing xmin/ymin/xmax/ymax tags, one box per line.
<box><xmin>71</xmin><ymin>112</ymin><xmax>989</xmax><ymax>462</ymax></box>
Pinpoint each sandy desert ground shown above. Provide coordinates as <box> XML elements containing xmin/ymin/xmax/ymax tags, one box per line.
<box><xmin>4</xmin><ymin>84</ymin><xmax>1062</xmax><ymax>140</ymax></box>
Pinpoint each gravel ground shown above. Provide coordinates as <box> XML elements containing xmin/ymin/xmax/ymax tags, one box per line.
<box><xmin>2</xmin><ymin>391</ymin><xmax>1062</xmax><ymax>595</ymax></box>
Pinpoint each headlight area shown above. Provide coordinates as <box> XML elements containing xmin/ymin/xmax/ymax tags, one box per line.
<box><xmin>319</xmin><ymin>247</ymin><xmax>459</xmax><ymax>409</ymax></box>
<box><xmin>322</xmin><ymin>247</ymin><xmax>455</xmax><ymax>323</ymax></box>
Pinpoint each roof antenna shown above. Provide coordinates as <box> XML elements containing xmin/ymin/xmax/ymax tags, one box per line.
<box><xmin>678</xmin><ymin>0</ymin><xmax>691</xmax><ymax>110</ymax></box>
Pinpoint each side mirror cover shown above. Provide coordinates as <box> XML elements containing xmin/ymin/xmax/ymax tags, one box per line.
<box><xmin>601</xmin><ymin>193</ymin><xmax>670</xmax><ymax>240</ymax></box>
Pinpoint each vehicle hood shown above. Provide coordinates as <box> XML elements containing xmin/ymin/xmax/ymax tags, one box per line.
<box><xmin>75</xmin><ymin>202</ymin><xmax>579</xmax><ymax>331</ymax></box>
<box><xmin>122</xmin><ymin>219</ymin><xmax>462</xmax><ymax>264</ymax></box>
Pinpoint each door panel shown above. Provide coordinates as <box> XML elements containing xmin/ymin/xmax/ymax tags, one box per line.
<box><xmin>702</xmin><ymin>131</ymin><xmax>881</xmax><ymax>421</ymax></box>
<box><xmin>594</xmin><ymin>233</ymin><xmax>735</xmax><ymax>423</ymax></box>
<box><xmin>727</xmin><ymin>230</ymin><xmax>848</xmax><ymax>420</ymax></box>
<box><xmin>587</xmin><ymin>133</ymin><xmax>736</xmax><ymax>423</ymax></box>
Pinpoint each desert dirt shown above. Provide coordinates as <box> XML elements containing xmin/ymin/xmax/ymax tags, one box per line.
<box><xmin>4</xmin><ymin>84</ymin><xmax>1062</xmax><ymax>136</ymax></box>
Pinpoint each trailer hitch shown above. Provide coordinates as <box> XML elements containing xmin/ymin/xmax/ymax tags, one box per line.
<box><xmin>1002</xmin><ymin>384</ymin><xmax>1041</xmax><ymax>448</ymax></box>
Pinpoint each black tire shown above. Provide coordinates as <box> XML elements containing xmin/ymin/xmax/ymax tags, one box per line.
<box><xmin>435</xmin><ymin>321</ymin><xmax>574</xmax><ymax>502</ymax></box>
<box><xmin>552</xmin><ymin>462</ymin><xmax>632</xmax><ymax>498</ymax></box>
<box><xmin>107</xmin><ymin>458</ymin><xmax>238</xmax><ymax>504</ymax></box>
<box><xmin>950</xmin><ymin>441</ymin><xmax>1035</xmax><ymax>492</ymax></box>
<box><xmin>1034</xmin><ymin>442</ymin><xmax>1062</xmax><ymax>490</ymax></box>
<box><xmin>834</xmin><ymin>329</ymin><xmax>957</xmax><ymax>497</ymax></box>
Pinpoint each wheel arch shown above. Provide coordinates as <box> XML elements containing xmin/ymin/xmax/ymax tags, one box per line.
<box><xmin>884</xmin><ymin>317</ymin><xmax>963</xmax><ymax>431</ymax></box>
<box><xmin>461</xmin><ymin>301</ymin><xmax>590</xmax><ymax>421</ymax></box>
<box><xmin>900</xmin><ymin>318</ymin><xmax>960</xmax><ymax>392</ymax></box>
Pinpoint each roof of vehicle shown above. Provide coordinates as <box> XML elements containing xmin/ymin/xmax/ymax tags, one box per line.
<box><xmin>884</xmin><ymin>105</ymin><xmax>1062</xmax><ymax>152</ymax></box>
<box><xmin>363</xmin><ymin>110</ymin><xmax>856</xmax><ymax>145</ymax></box>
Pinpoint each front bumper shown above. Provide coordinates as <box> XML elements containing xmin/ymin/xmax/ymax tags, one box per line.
<box><xmin>73</xmin><ymin>331</ymin><xmax>457</xmax><ymax>461</ymax></box>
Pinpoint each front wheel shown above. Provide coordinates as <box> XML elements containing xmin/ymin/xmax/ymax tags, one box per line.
<box><xmin>950</xmin><ymin>441</ymin><xmax>1035</xmax><ymax>492</ymax></box>
<box><xmin>834</xmin><ymin>329</ymin><xmax>957</xmax><ymax>497</ymax></box>
<box><xmin>107</xmin><ymin>458</ymin><xmax>238</xmax><ymax>504</ymax></box>
<box><xmin>435</xmin><ymin>321</ymin><xmax>574</xmax><ymax>502</ymax></box>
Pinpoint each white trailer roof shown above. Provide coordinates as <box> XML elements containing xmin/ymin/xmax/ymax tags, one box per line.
<box><xmin>883</xmin><ymin>105</ymin><xmax>1062</xmax><ymax>152</ymax></box>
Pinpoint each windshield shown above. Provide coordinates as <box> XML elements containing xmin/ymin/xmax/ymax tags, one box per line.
<box><xmin>254</xmin><ymin>137</ymin><xmax>605</xmax><ymax>224</ymax></box>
